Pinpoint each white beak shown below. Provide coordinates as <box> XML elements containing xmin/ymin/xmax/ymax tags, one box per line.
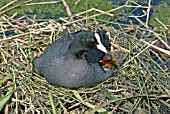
<box><xmin>95</xmin><ymin>33</ymin><xmax>108</xmax><ymax>53</ymax></box>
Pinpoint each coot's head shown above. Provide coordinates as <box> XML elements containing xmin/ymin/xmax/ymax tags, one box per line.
<box><xmin>85</xmin><ymin>30</ymin><xmax>111</xmax><ymax>63</ymax></box>
<box><xmin>100</xmin><ymin>54</ymin><xmax>120</xmax><ymax>69</ymax></box>
<box><xmin>69</xmin><ymin>30</ymin><xmax>108</xmax><ymax>54</ymax></box>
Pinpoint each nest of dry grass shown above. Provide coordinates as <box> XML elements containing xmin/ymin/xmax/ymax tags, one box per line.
<box><xmin>0</xmin><ymin>0</ymin><xmax>170</xmax><ymax>114</ymax></box>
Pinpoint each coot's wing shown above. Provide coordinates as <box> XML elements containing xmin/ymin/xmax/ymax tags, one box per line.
<box><xmin>33</xmin><ymin>29</ymin><xmax>72</xmax><ymax>75</ymax></box>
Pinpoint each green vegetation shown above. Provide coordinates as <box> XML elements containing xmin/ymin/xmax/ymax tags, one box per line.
<box><xmin>0</xmin><ymin>0</ymin><xmax>113</xmax><ymax>19</ymax></box>
<box><xmin>149</xmin><ymin>3</ymin><xmax>170</xmax><ymax>27</ymax></box>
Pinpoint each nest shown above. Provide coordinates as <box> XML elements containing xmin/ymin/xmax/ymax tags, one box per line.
<box><xmin>0</xmin><ymin>0</ymin><xmax>170</xmax><ymax>113</ymax></box>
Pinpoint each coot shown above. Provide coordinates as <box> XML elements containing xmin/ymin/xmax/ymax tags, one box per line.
<box><xmin>100</xmin><ymin>54</ymin><xmax>120</xmax><ymax>69</ymax></box>
<box><xmin>33</xmin><ymin>29</ymin><xmax>113</xmax><ymax>89</ymax></box>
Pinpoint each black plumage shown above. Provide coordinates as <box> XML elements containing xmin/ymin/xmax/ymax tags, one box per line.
<box><xmin>33</xmin><ymin>29</ymin><xmax>113</xmax><ymax>89</ymax></box>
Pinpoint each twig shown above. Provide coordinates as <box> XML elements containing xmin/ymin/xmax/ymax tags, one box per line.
<box><xmin>0</xmin><ymin>24</ymin><xmax>56</xmax><ymax>42</ymax></box>
<box><xmin>130</xmin><ymin>14</ymin><xmax>148</xmax><ymax>28</ymax></box>
<box><xmin>110</xmin><ymin>100</ymin><xmax>124</xmax><ymax>113</ymax></box>
<box><xmin>74</xmin><ymin>0</ymin><xmax>82</xmax><ymax>5</ymax></box>
<box><xmin>61</xmin><ymin>0</ymin><xmax>73</xmax><ymax>21</ymax></box>
<box><xmin>141</xmin><ymin>39</ymin><xmax>170</xmax><ymax>56</ymax></box>
<box><xmin>0</xmin><ymin>0</ymin><xmax>32</xmax><ymax>15</ymax></box>
<box><xmin>146</xmin><ymin>0</ymin><xmax>151</xmax><ymax>26</ymax></box>
<box><xmin>0</xmin><ymin>0</ymin><xmax>18</xmax><ymax>11</ymax></box>
<box><xmin>1</xmin><ymin>26</ymin><xmax>7</xmax><ymax>39</ymax></box>
<box><xmin>3</xmin><ymin>14</ymin><xmax>29</xmax><ymax>29</ymax></box>
<box><xmin>62</xmin><ymin>5</ymin><xmax>126</xmax><ymax>25</ymax></box>
<box><xmin>23</xmin><ymin>1</ymin><xmax>61</xmax><ymax>6</ymax></box>
<box><xmin>87</xmin><ymin>94</ymin><xmax>170</xmax><ymax>114</ymax></box>
<box><xmin>0</xmin><ymin>32</ymin><xmax>30</xmax><ymax>42</ymax></box>
<box><xmin>111</xmin><ymin>43</ymin><xmax>130</xmax><ymax>53</ymax></box>
<box><xmin>123</xmin><ymin>40</ymin><xmax>158</xmax><ymax>66</ymax></box>
<box><xmin>155</xmin><ymin>18</ymin><xmax>168</xmax><ymax>30</ymax></box>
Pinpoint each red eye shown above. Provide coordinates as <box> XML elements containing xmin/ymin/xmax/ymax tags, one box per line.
<box><xmin>90</xmin><ymin>38</ymin><xmax>95</xmax><ymax>43</ymax></box>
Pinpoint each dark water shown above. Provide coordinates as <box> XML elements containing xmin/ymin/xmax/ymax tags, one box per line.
<box><xmin>107</xmin><ymin>0</ymin><xmax>169</xmax><ymax>6</ymax></box>
<box><xmin>107</xmin><ymin>0</ymin><xmax>169</xmax><ymax>26</ymax></box>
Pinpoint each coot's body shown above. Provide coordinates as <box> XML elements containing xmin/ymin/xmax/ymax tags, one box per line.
<box><xmin>33</xmin><ymin>30</ymin><xmax>113</xmax><ymax>89</ymax></box>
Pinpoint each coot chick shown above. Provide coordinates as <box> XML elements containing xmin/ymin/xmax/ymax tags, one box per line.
<box><xmin>100</xmin><ymin>54</ymin><xmax>120</xmax><ymax>69</ymax></box>
<box><xmin>100</xmin><ymin>51</ymin><xmax>126</xmax><ymax>70</ymax></box>
<box><xmin>33</xmin><ymin>29</ymin><xmax>113</xmax><ymax>89</ymax></box>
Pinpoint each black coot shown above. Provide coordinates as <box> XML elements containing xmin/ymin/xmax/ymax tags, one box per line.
<box><xmin>33</xmin><ymin>29</ymin><xmax>113</xmax><ymax>89</ymax></box>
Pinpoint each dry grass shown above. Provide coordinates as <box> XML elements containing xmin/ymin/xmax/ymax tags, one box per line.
<box><xmin>0</xmin><ymin>0</ymin><xmax>170</xmax><ymax>114</ymax></box>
